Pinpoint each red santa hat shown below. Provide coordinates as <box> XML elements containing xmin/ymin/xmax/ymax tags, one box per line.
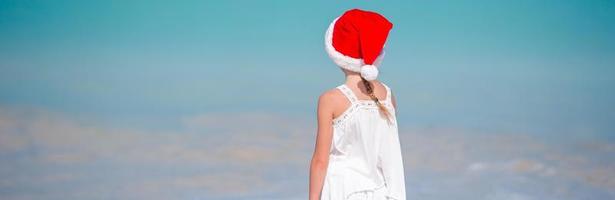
<box><xmin>325</xmin><ymin>9</ymin><xmax>393</xmax><ymax>81</ymax></box>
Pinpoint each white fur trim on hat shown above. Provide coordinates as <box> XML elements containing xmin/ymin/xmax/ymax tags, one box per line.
<box><xmin>324</xmin><ymin>17</ymin><xmax>385</xmax><ymax>74</ymax></box>
<box><xmin>360</xmin><ymin>65</ymin><xmax>379</xmax><ymax>81</ymax></box>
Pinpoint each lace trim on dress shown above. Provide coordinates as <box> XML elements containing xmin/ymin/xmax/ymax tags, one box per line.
<box><xmin>332</xmin><ymin>84</ymin><xmax>395</xmax><ymax>129</ymax></box>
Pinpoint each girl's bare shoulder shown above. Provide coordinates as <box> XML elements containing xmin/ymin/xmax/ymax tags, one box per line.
<box><xmin>318</xmin><ymin>87</ymin><xmax>346</xmax><ymax>105</ymax></box>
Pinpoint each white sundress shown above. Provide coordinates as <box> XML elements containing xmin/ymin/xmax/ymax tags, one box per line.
<box><xmin>320</xmin><ymin>83</ymin><xmax>406</xmax><ymax>200</ymax></box>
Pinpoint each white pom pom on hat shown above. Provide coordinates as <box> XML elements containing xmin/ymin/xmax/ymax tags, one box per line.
<box><xmin>360</xmin><ymin>65</ymin><xmax>379</xmax><ymax>81</ymax></box>
<box><xmin>324</xmin><ymin>8</ymin><xmax>393</xmax><ymax>80</ymax></box>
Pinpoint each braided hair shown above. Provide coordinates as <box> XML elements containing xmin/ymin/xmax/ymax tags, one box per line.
<box><xmin>360</xmin><ymin>77</ymin><xmax>393</xmax><ymax>124</ymax></box>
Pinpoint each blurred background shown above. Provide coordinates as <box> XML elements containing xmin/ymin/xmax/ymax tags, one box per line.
<box><xmin>1</xmin><ymin>1</ymin><xmax>614</xmax><ymax>199</ymax></box>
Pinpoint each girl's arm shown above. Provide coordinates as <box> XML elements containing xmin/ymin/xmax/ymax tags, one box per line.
<box><xmin>309</xmin><ymin>92</ymin><xmax>335</xmax><ymax>200</ymax></box>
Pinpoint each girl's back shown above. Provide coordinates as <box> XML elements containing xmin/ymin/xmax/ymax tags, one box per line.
<box><xmin>319</xmin><ymin>81</ymin><xmax>406</xmax><ymax>200</ymax></box>
<box><xmin>331</xmin><ymin>81</ymin><xmax>390</xmax><ymax>120</ymax></box>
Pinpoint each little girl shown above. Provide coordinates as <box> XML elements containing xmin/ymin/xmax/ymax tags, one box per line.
<box><xmin>309</xmin><ymin>9</ymin><xmax>406</xmax><ymax>200</ymax></box>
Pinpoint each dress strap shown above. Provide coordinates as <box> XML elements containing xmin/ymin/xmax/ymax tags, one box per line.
<box><xmin>336</xmin><ymin>84</ymin><xmax>359</xmax><ymax>104</ymax></box>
